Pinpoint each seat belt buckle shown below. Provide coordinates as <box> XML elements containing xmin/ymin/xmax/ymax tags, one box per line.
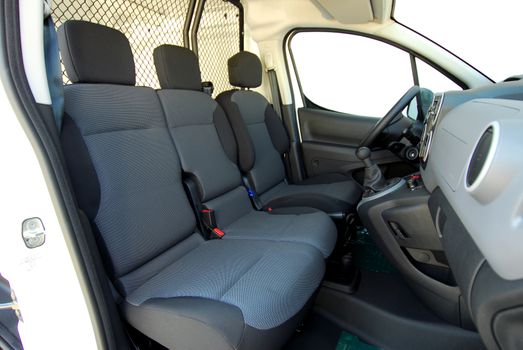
<box><xmin>211</xmin><ymin>228</ymin><xmax>225</xmax><ymax>239</ymax></box>
<box><xmin>245</xmin><ymin>187</ymin><xmax>263</xmax><ymax>211</ymax></box>
<box><xmin>200</xmin><ymin>208</ymin><xmax>224</xmax><ymax>239</ymax></box>
<box><xmin>201</xmin><ymin>81</ymin><xmax>214</xmax><ymax>96</ymax></box>
<box><xmin>200</xmin><ymin>208</ymin><xmax>216</xmax><ymax>228</ymax></box>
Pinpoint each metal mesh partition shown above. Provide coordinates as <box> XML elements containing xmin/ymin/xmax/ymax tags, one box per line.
<box><xmin>197</xmin><ymin>0</ymin><xmax>241</xmax><ymax>96</ymax></box>
<box><xmin>52</xmin><ymin>0</ymin><xmax>190</xmax><ymax>88</ymax></box>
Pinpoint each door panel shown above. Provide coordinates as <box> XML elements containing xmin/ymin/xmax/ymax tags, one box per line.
<box><xmin>299</xmin><ymin>107</ymin><xmax>401</xmax><ymax>176</ymax></box>
<box><xmin>299</xmin><ymin>107</ymin><xmax>378</xmax><ymax>146</ymax></box>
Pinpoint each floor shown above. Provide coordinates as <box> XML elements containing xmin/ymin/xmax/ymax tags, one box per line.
<box><xmin>284</xmin><ymin>311</ymin><xmax>379</xmax><ymax>350</ymax></box>
<box><xmin>283</xmin><ymin>312</ymin><xmax>344</xmax><ymax>350</ymax></box>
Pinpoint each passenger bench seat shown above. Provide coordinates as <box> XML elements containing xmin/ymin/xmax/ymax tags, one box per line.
<box><xmin>217</xmin><ymin>51</ymin><xmax>362</xmax><ymax>216</ymax></box>
<box><xmin>57</xmin><ymin>20</ymin><xmax>325</xmax><ymax>350</ymax></box>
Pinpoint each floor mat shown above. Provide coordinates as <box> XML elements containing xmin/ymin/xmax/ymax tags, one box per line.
<box><xmin>351</xmin><ymin>227</ymin><xmax>396</xmax><ymax>274</ymax></box>
<box><xmin>284</xmin><ymin>312</ymin><xmax>342</xmax><ymax>350</ymax></box>
<box><xmin>336</xmin><ymin>331</ymin><xmax>380</xmax><ymax>350</ymax></box>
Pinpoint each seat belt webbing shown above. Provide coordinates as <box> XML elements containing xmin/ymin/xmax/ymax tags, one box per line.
<box><xmin>43</xmin><ymin>16</ymin><xmax>64</xmax><ymax>131</ymax></box>
<box><xmin>267</xmin><ymin>69</ymin><xmax>283</xmax><ymax>118</ymax></box>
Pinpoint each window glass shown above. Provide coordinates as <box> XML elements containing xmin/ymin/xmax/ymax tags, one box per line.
<box><xmin>395</xmin><ymin>0</ymin><xmax>523</xmax><ymax>82</ymax></box>
<box><xmin>291</xmin><ymin>32</ymin><xmax>413</xmax><ymax>117</ymax></box>
<box><xmin>416</xmin><ymin>58</ymin><xmax>461</xmax><ymax>93</ymax></box>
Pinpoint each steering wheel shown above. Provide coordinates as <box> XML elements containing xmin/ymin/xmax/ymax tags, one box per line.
<box><xmin>358</xmin><ymin>85</ymin><xmax>420</xmax><ymax>148</ymax></box>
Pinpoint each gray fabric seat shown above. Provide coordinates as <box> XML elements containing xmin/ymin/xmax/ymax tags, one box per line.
<box><xmin>153</xmin><ymin>45</ymin><xmax>336</xmax><ymax>258</ymax></box>
<box><xmin>216</xmin><ymin>51</ymin><xmax>362</xmax><ymax>215</ymax></box>
<box><xmin>57</xmin><ymin>20</ymin><xmax>325</xmax><ymax>350</ymax></box>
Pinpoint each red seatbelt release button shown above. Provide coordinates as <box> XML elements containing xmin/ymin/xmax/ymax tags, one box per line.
<box><xmin>212</xmin><ymin>228</ymin><xmax>225</xmax><ymax>238</ymax></box>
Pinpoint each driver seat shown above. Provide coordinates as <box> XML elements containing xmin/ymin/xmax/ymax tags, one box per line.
<box><xmin>217</xmin><ymin>51</ymin><xmax>362</xmax><ymax>215</ymax></box>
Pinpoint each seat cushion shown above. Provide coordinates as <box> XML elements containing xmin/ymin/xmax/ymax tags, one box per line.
<box><xmin>259</xmin><ymin>178</ymin><xmax>362</xmax><ymax>215</ymax></box>
<box><xmin>223</xmin><ymin>210</ymin><xmax>337</xmax><ymax>258</ymax></box>
<box><xmin>203</xmin><ymin>186</ymin><xmax>337</xmax><ymax>258</ymax></box>
<box><xmin>123</xmin><ymin>239</ymin><xmax>325</xmax><ymax>349</ymax></box>
<box><xmin>297</xmin><ymin>173</ymin><xmax>357</xmax><ymax>185</ymax></box>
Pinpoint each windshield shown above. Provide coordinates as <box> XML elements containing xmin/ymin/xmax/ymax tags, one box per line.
<box><xmin>394</xmin><ymin>0</ymin><xmax>523</xmax><ymax>82</ymax></box>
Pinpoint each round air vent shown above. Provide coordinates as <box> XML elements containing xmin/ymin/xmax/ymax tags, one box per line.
<box><xmin>466</xmin><ymin>127</ymin><xmax>494</xmax><ymax>186</ymax></box>
<box><xmin>466</xmin><ymin>122</ymin><xmax>499</xmax><ymax>192</ymax></box>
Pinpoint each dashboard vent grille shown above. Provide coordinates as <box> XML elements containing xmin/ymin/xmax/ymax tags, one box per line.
<box><xmin>420</xmin><ymin>93</ymin><xmax>444</xmax><ymax>164</ymax></box>
<box><xmin>467</xmin><ymin>126</ymin><xmax>494</xmax><ymax>187</ymax></box>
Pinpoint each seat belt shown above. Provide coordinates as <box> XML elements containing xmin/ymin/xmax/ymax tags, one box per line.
<box><xmin>264</xmin><ymin>53</ymin><xmax>283</xmax><ymax>118</ymax></box>
<box><xmin>267</xmin><ymin>69</ymin><xmax>283</xmax><ymax>118</ymax></box>
<box><xmin>242</xmin><ymin>175</ymin><xmax>263</xmax><ymax>210</ymax></box>
<box><xmin>265</xmin><ymin>57</ymin><xmax>293</xmax><ymax>182</ymax></box>
<box><xmin>183</xmin><ymin>177</ymin><xmax>226</xmax><ymax>240</ymax></box>
<box><xmin>43</xmin><ymin>8</ymin><xmax>64</xmax><ymax>131</ymax></box>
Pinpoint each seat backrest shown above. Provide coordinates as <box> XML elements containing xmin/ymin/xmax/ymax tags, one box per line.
<box><xmin>153</xmin><ymin>45</ymin><xmax>252</xmax><ymax>228</ymax></box>
<box><xmin>216</xmin><ymin>51</ymin><xmax>290</xmax><ymax>196</ymax></box>
<box><xmin>58</xmin><ymin>21</ymin><xmax>197</xmax><ymax>292</ymax></box>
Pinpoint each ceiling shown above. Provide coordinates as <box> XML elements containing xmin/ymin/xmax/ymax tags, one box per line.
<box><xmin>243</xmin><ymin>0</ymin><xmax>394</xmax><ymax>42</ymax></box>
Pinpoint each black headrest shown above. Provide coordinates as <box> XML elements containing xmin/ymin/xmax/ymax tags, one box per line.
<box><xmin>228</xmin><ymin>51</ymin><xmax>262</xmax><ymax>88</ymax></box>
<box><xmin>57</xmin><ymin>20</ymin><xmax>135</xmax><ymax>85</ymax></box>
<box><xmin>153</xmin><ymin>45</ymin><xmax>202</xmax><ymax>91</ymax></box>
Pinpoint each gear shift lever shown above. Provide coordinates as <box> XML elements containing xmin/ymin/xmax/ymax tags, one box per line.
<box><xmin>356</xmin><ymin>147</ymin><xmax>387</xmax><ymax>192</ymax></box>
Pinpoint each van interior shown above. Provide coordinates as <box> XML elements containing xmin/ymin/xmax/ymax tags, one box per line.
<box><xmin>1</xmin><ymin>0</ymin><xmax>523</xmax><ymax>349</ymax></box>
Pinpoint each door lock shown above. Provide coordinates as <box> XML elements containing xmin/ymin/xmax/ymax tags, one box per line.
<box><xmin>22</xmin><ymin>217</ymin><xmax>46</xmax><ymax>248</ymax></box>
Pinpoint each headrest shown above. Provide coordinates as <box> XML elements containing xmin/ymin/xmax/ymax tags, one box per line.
<box><xmin>57</xmin><ymin>20</ymin><xmax>135</xmax><ymax>85</ymax></box>
<box><xmin>228</xmin><ymin>51</ymin><xmax>262</xmax><ymax>88</ymax></box>
<box><xmin>153</xmin><ymin>45</ymin><xmax>202</xmax><ymax>91</ymax></box>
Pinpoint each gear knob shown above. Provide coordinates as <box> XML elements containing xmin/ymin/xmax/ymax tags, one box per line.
<box><xmin>356</xmin><ymin>147</ymin><xmax>371</xmax><ymax>161</ymax></box>
<box><xmin>356</xmin><ymin>147</ymin><xmax>374</xmax><ymax>168</ymax></box>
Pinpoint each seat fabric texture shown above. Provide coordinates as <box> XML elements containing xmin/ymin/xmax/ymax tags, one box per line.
<box><xmin>57</xmin><ymin>21</ymin><xmax>325</xmax><ymax>350</ymax></box>
<box><xmin>153</xmin><ymin>44</ymin><xmax>336</xmax><ymax>258</ymax></box>
<box><xmin>217</xmin><ymin>51</ymin><xmax>363</xmax><ymax>214</ymax></box>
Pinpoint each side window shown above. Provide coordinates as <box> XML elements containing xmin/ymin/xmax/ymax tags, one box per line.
<box><xmin>406</xmin><ymin>58</ymin><xmax>462</xmax><ymax>119</ymax></box>
<box><xmin>290</xmin><ymin>32</ymin><xmax>413</xmax><ymax>117</ymax></box>
<box><xmin>290</xmin><ymin>31</ymin><xmax>463</xmax><ymax>117</ymax></box>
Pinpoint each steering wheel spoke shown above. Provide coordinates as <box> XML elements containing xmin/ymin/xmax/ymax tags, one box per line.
<box><xmin>359</xmin><ymin>85</ymin><xmax>420</xmax><ymax>148</ymax></box>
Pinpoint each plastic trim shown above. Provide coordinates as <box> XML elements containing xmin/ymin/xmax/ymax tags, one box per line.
<box><xmin>465</xmin><ymin>121</ymin><xmax>499</xmax><ymax>193</ymax></box>
<box><xmin>19</xmin><ymin>0</ymin><xmax>51</xmax><ymax>105</ymax></box>
<box><xmin>357</xmin><ymin>179</ymin><xmax>405</xmax><ymax>209</ymax></box>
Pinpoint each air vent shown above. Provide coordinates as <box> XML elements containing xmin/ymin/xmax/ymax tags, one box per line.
<box><xmin>466</xmin><ymin>126</ymin><xmax>494</xmax><ymax>188</ymax></box>
<box><xmin>419</xmin><ymin>93</ymin><xmax>444</xmax><ymax>166</ymax></box>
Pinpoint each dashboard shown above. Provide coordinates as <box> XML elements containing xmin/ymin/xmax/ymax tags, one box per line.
<box><xmin>416</xmin><ymin>81</ymin><xmax>523</xmax><ymax>349</ymax></box>
<box><xmin>357</xmin><ymin>79</ymin><xmax>523</xmax><ymax>349</ymax></box>
<box><xmin>420</xmin><ymin>82</ymin><xmax>523</xmax><ymax>281</ymax></box>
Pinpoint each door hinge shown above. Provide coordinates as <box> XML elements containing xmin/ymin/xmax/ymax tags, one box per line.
<box><xmin>0</xmin><ymin>302</ymin><xmax>19</xmax><ymax>311</ymax></box>
<box><xmin>0</xmin><ymin>289</ymin><xmax>22</xmax><ymax>321</ymax></box>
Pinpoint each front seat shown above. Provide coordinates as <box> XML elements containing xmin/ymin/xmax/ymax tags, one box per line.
<box><xmin>217</xmin><ymin>51</ymin><xmax>362</xmax><ymax>216</ymax></box>
<box><xmin>57</xmin><ymin>20</ymin><xmax>325</xmax><ymax>350</ymax></box>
